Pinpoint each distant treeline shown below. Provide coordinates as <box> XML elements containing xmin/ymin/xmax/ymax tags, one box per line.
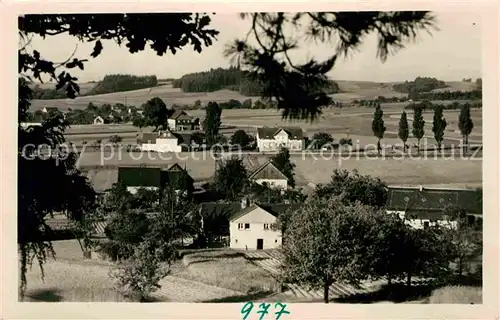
<box><xmin>404</xmin><ymin>100</ymin><xmax>482</xmax><ymax>111</ymax></box>
<box><xmin>414</xmin><ymin>90</ymin><xmax>482</xmax><ymax>101</ymax></box>
<box><xmin>87</xmin><ymin>74</ymin><xmax>158</xmax><ymax>95</ymax></box>
<box><xmin>172</xmin><ymin>67</ymin><xmax>340</xmax><ymax>96</ymax></box>
<box><xmin>31</xmin><ymin>85</ymin><xmax>69</xmax><ymax>100</ymax></box>
<box><xmin>393</xmin><ymin>77</ymin><xmax>448</xmax><ymax>96</ymax></box>
<box><xmin>31</xmin><ymin>74</ymin><xmax>158</xmax><ymax>99</ymax></box>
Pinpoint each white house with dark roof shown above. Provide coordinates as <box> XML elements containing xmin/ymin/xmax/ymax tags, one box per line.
<box><xmin>386</xmin><ymin>186</ymin><xmax>482</xmax><ymax>229</ymax></box>
<box><xmin>229</xmin><ymin>199</ymin><xmax>283</xmax><ymax>250</ymax></box>
<box><xmin>256</xmin><ymin>127</ymin><xmax>304</xmax><ymax>152</ymax></box>
<box><xmin>248</xmin><ymin>160</ymin><xmax>289</xmax><ymax>189</ymax></box>
<box><xmin>167</xmin><ymin>110</ymin><xmax>200</xmax><ymax>131</ymax></box>
<box><xmin>138</xmin><ymin>128</ymin><xmax>193</xmax><ymax>152</ymax></box>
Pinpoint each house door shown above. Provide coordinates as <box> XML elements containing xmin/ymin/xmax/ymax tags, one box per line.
<box><xmin>256</xmin><ymin>239</ymin><xmax>264</xmax><ymax>250</ymax></box>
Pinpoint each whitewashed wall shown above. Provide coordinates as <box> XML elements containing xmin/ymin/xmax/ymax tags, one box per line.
<box><xmin>230</xmin><ymin>206</ymin><xmax>282</xmax><ymax>250</ymax></box>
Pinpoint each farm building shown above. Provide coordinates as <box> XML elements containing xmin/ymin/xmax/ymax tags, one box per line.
<box><xmin>93</xmin><ymin>116</ymin><xmax>110</xmax><ymax>125</ymax></box>
<box><xmin>256</xmin><ymin>127</ymin><xmax>304</xmax><ymax>152</ymax></box>
<box><xmin>117</xmin><ymin>164</ymin><xmax>194</xmax><ymax>196</ymax></box>
<box><xmin>167</xmin><ymin>110</ymin><xmax>200</xmax><ymax>131</ymax></box>
<box><xmin>248</xmin><ymin>160</ymin><xmax>289</xmax><ymax>189</ymax></box>
<box><xmin>137</xmin><ymin>129</ymin><xmax>193</xmax><ymax>152</ymax></box>
<box><xmin>386</xmin><ymin>186</ymin><xmax>482</xmax><ymax>229</ymax></box>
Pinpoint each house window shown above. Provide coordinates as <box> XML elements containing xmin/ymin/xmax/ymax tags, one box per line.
<box><xmin>423</xmin><ymin>221</ymin><xmax>430</xmax><ymax>229</ymax></box>
<box><xmin>244</xmin><ymin>223</ymin><xmax>250</xmax><ymax>230</ymax></box>
<box><xmin>275</xmin><ymin>239</ymin><xmax>278</xmax><ymax>243</ymax></box>
<box><xmin>270</xmin><ymin>223</ymin><xmax>277</xmax><ymax>231</ymax></box>
<box><xmin>235</xmin><ymin>239</ymin><xmax>238</xmax><ymax>243</ymax></box>
<box><xmin>264</xmin><ymin>223</ymin><xmax>269</xmax><ymax>230</ymax></box>
<box><xmin>238</xmin><ymin>223</ymin><xmax>244</xmax><ymax>230</ymax></box>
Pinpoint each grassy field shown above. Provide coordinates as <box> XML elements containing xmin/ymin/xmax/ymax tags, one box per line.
<box><xmin>427</xmin><ymin>286</ymin><xmax>482</xmax><ymax>304</ymax></box>
<box><xmin>78</xmin><ymin>150</ymin><xmax>482</xmax><ymax>191</ymax></box>
<box><xmin>29</xmin><ymin>80</ymin><xmax>479</xmax><ymax>112</ymax></box>
<box><xmin>173</xmin><ymin>249</ymin><xmax>278</xmax><ymax>294</ymax></box>
<box><xmin>63</xmin><ymin>107</ymin><xmax>482</xmax><ymax>148</ymax></box>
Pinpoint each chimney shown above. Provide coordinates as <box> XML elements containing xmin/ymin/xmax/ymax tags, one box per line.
<box><xmin>241</xmin><ymin>197</ymin><xmax>249</xmax><ymax>209</ymax></box>
<box><xmin>419</xmin><ymin>185</ymin><xmax>423</xmax><ymax>192</ymax></box>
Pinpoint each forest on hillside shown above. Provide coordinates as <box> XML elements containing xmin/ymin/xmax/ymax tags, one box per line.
<box><xmin>172</xmin><ymin>67</ymin><xmax>340</xmax><ymax>96</ymax></box>
<box><xmin>392</xmin><ymin>77</ymin><xmax>448</xmax><ymax>97</ymax></box>
<box><xmin>86</xmin><ymin>74</ymin><xmax>158</xmax><ymax>95</ymax></box>
<box><xmin>31</xmin><ymin>74</ymin><xmax>158</xmax><ymax>99</ymax></box>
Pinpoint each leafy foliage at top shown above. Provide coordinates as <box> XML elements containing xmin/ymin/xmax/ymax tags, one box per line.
<box><xmin>19</xmin><ymin>13</ymin><xmax>219</xmax><ymax>98</ymax></box>
<box><xmin>314</xmin><ymin>169</ymin><xmax>388</xmax><ymax>208</ymax></box>
<box><xmin>223</xmin><ymin>12</ymin><xmax>436</xmax><ymax>121</ymax></box>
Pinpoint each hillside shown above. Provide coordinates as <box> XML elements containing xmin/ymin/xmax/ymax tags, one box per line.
<box><xmin>29</xmin><ymin>80</ymin><xmax>479</xmax><ymax>112</ymax></box>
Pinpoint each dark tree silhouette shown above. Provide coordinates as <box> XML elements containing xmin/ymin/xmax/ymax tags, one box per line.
<box><xmin>412</xmin><ymin>106</ymin><xmax>426</xmax><ymax>154</ymax></box>
<box><xmin>458</xmin><ymin>104</ymin><xmax>474</xmax><ymax>152</ymax></box>
<box><xmin>398</xmin><ymin>111</ymin><xmax>409</xmax><ymax>152</ymax></box>
<box><xmin>372</xmin><ymin>104</ymin><xmax>386</xmax><ymax>155</ymax></box>
<box><xmin>432</xmin><ymin>104</ymin><xmax>447</xmax><ymax>151</ymax></box>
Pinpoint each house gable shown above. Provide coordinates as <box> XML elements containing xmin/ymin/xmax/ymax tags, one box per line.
<box><xmin>230</xmin><ymin>204</ymin><xmax>278</xmax><ymax>224</ymax></box>
<box><xmin>249</xmin><ymin>161</ymin><xmax>288</xmax><ymax>181</ymax></box>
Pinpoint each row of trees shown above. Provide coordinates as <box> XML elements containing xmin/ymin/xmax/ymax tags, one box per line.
<box><xmin>414</xmin><ymin>90</ymin><xmax>481</xmax><ymax>101</ymax></box>
<box><xmin>404</xmin><ymin>100</ymin><xmax>482</xmax><ymax>111</ymax></box>
<box><xmin>370</xmin><ymin>102</ymin><xmax>475</xmax><ymax>154</ymax></box>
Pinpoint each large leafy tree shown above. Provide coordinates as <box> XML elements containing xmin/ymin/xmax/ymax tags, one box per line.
<box><xmin>18</xmin><ymin>11</ymin><xmax>436</xmax><ymax>296</ymax></box>
<box><xmin>311</xmin><ymin>132</ymin><xmax>334</xmax><ymax>149</ymax></box>
<box><xmin>210</xmin><ymin>158</ymin><xmax>250</xmax><ymax>201</ymax></box>
<box><xmin>142</xmin><ymin>97</ymin><xmax>168</xmax><ymax>131</ymax></box>
<box><xmin>270</xmin><ymin>147</ymin><xmax>296</xmax><ymax>188</ymax></box>
<box><xmin>314</xmin><ymin>169</ymin><xmax>388</xmax><ymax>208</ymax></box>
<box><xmin>282</xmin><ymin>196</ymin><xmax>384</xmax><ymax>303</ymax></box>
<box><xmin>203</xmin><ymin>101</ymin><xmax>223</xmax><ymax>145</ymax></box>
<box><xmin>230</xmin><ymin>129</ymin><xmax>254</xmax><ymax>149</ymax></box>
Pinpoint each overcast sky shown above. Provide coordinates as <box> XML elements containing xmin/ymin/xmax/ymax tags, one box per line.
<box><xmin>26</xmin><ymin>10</ymin><xmax>482</xmax><ymax>83</ymax></box>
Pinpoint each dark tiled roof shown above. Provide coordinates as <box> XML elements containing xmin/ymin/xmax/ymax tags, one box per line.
<box><xmin>257</xmin><ymin>126</ymin><xmax>304</xmax><ymax>140</ymax></box>
<box><xmin>118</xmin><ymin>167</ymin><xmax>162</xmax><ymax>187</ymax></box>
<box><xmin>138</xmin><ymin>132</ymin><xmax>158</xmax><ymax>144</ymax></box>
<box><xmin>169</xmin><ymin>110</ymin><xmax>193</xmax><ymax>121</ymax></box>
<box><xmin>44</xmin><ymin>107</ymin><xmax>59</xmax><ymax>112</ymax></box>
<box><xmin>387</xmin><ymin>187</ymin><xmax>482</xmax><ymax>215</ymax></box>
<box><xmin>249</xmin><ymin>161</ymin><xmax>288</xmax><ymax>181</ymax></box>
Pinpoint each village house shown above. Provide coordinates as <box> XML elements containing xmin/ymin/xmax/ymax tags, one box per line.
<box><xmin>199</xmin><ymin>199</ymin><xmax>298</xmax><ymax>250</ymax></box>
<box><xmin>117</xmin><ymin>164</ymin><xmax>194</xmax><ymax>196</ymax></box>
<box><xmin>167</xmin><ymin>110</ymin><xmax>200</xmax><ymax>131</ymax></box>
<box><xmin>137</xmin><ymin>128</ymin><xmax>193</xmax><ymax>152</ymax></box>
<box><xmin>93</xmin><ymin>115</ymin><xmax>110</xmax><ymax>125</ymax></box>
<box><xmin>386</xmin><ymin>186</ymin><xmax>482</xmax><ymax>229</ymax></box>
<box><xmin>256</xmin><ymin>127</ymin><xmax>304</xmax><ymax>152</ymax></box>
<box><xmin>248</xmin><ymin>160</ymin><xmax>289</xmax><ymax>189</ymax></box>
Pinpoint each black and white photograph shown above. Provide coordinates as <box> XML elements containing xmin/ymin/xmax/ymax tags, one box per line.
<box><xmin>4</xmin><ymin>3</ymin><xmax>498</xmax><ymax>316</ymax></box>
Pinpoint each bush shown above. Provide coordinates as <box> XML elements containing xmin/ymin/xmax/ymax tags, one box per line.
<box><xmin>339</xmin><ymin>138</ymin><xmax>353</xmax><ymax>146</ymax></box>
<box><xmin>428</xmin><ymin>286</ymin><xmax>482</xmax><ymax>304</ymax></box>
